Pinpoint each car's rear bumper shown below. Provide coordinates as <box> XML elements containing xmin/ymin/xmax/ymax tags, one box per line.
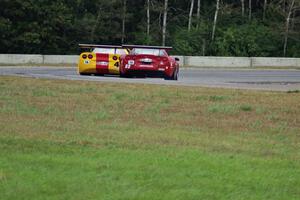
<box><xmin>125</xmin><ymin>69</ymin><xmax>166</xmax><ymax>77</ymax></box>
<box><xmin>78</xmin><ymin>63</ymin><xmax>120</xmax><ymax>75</ymax></box>
<box><xmin>122</xmin><ymin>65</ymin><xmax>175</xmax><ymax>77</ymax></box>
<box><xmin>78</xmin><ymin>64</ymin><xmax>96</xmax><ymax>74</ymax></box>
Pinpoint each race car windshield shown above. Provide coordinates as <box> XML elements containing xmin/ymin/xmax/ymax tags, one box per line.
<box><xmin>93</xmin><ymin>48</ymin><xmax>127</xmax><ymax>55</ymax></box>
<box><xmin>132</xmin><ymin>48</ymin><xmax>162</xmax><ymax>56</ymax></box>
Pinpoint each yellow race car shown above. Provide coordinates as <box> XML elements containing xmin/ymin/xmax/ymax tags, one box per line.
<box><xmin>78</xmin><ymin>44</ymin><xmax>128</xmax><ymax>75</ymax></box>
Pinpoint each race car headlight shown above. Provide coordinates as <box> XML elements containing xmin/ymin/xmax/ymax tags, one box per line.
<box><xmin>128</xmin><ymin>60</ymin><xmax>135</xmax><ymax>65</ymax></box>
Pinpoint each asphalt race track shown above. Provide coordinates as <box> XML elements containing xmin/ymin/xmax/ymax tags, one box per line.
<box><xmin>1</xmin><ymin>66</ymin><xmax>300</xmax><ymax>91</ymax></box>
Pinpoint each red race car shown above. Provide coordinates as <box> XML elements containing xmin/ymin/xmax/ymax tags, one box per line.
<box><xmin>120</xmin><ymin>45</ymin><xmax>180</xmax><ymax>80</ymax></box>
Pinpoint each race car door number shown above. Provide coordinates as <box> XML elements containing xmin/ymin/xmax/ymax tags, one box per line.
<box><xmin>114</xmin><ymin>62</ymin><xmax>119</xmax><ymax>67</ymax></box>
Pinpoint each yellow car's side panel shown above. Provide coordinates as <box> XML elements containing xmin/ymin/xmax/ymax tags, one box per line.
<box><xmin>108</xmin><ymin>54</ymin><xmax>121</xmax><ymax>74</ymax></box>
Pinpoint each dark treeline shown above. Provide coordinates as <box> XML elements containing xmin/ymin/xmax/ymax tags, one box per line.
<box><xmin>0</xmin><ymin>0</ymin><xmax>299</xmax><ymax>56</ymax></box>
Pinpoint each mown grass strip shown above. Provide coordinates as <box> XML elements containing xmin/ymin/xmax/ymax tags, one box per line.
<box><xmin>0</xmin><ymin>76</ymin><xmax>300</xmax><ymax>200</ymax></box>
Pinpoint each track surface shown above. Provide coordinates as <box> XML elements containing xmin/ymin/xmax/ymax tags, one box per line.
<box><xmin>1</xmin><ymin>66</ymin><xmax>300</xmax><ymax>91</ymax></box>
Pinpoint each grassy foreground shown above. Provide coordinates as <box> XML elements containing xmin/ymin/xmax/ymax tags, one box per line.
<box><xmin>0</xmin><ymin>76</ymin><xmax>300</xmax><ymax>200</ymax></box>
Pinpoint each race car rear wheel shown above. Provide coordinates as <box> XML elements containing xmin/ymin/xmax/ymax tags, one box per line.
<box><xmin>165</xmin><ymin>69</ymin><xmax>178</xmax><ymax>80</ymax></box>
<box><xmin>79</xmin><ymin>72</ymin><xmax>91</xmax><ymax>76</ymax></box>
<box><xmin>173</xmin><ymin>70</ymin><xmax>178</xmax><ymax>80</ymax></box>
<box><xmin>120</xmin><ymin>71</ymin><xmax>132</xmax><ymax>78</ymax></box>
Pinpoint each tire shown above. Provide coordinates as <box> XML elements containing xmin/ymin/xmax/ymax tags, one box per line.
<box><xmin>120</xmin><ymin>71</ymin><xmax>131</xmax><ymax>78</ymax></box>
<box><xmin>173</xmin><ymin>69</ymin><xmax>178</xmax><ymax>80</ymax></box>
<box><xmin>120</xmin><ymin>73</ymin><xmax>126</xmax><ymax>78</ymax></box>
<box><xmin>79</xmin><ymin>72</ymin><xmax>90</xmax><ymax>76</ymax></box>
<box><xmin>164</xmin><ymin>69</ymin><xmax>178</xmax><ymax>81</ymax></box>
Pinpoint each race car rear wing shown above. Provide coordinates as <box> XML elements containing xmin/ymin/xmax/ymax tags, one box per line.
<box><xmin>79</xmin><ymin>44</ymin><xmax>122</xmax><ymax>49</ymax></box>
<box><xmin>122</xmin><ymin>45</ymin><xmax>172</xmax><ymax>51</ymax></box>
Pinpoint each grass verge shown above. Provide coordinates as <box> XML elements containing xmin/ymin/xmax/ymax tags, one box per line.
<box><xmin>0</xmin><ymin>76</ymin><xmax>300</xmax><ymax>199</ymax></box>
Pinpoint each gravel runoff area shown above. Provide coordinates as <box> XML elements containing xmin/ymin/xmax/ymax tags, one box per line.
<box><xmin>0</xmin><ymin>66</ymin><xmax>300</xmax><ymax>91</ymax></box>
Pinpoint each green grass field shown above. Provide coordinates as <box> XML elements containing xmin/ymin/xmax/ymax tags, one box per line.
<box><xmin>0</xmin><ymin>76</ymin><xmax>300</xmax><ymax>199</ymax></box>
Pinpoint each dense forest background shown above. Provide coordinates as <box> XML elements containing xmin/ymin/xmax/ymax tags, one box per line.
<box><xmin>0</xmin><ymin>0</ymin><xmax>299</xmax><ymax>57</ymax></box>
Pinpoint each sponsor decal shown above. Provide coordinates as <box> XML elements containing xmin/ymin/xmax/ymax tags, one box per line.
<box><xmin>97</xmin><ymin>61</ymin><xmax>109</xmax><ymax>65</ymax></box>
<box><xmin>140</xmin><ymin>58</ymin><xmax>152</xmax><ymax>63</ymax></box>
<box><xmin>128</xmin><ymin>60</ymin><xmax>135</xmax><ymax>65</ymax></box>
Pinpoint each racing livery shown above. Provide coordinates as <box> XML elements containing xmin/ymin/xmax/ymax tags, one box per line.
<box><xmin>78</xmin><ymin>44</ymin><xmax>128</xmax><ymax>75</ymax></box>
<box><xmin>120</xmin><ymin>45</ymin><xmax>180</xmax><ymax>80</ymax></box>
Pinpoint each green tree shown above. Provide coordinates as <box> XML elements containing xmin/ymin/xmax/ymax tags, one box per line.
<box><xmin>0</xmin><ymin>0</ymin><xmax>299</xmax><ymax>56</ymax></box>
